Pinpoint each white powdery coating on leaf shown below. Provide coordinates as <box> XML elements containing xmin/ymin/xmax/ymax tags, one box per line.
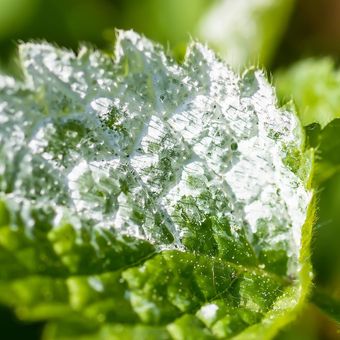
<box><xmin>0</xmin><ymin>75</ymin><xmax>16</xmax><ymax>89</ymax></box>
<box><xmin>199</xmin><ymin>304</ymin><xmax>219</xmax><ymax>321</ymax></box>
<box><xmin>0</xmin><ymin>30</ymin><xmax>311</xmax><ymax>276</ymax></box>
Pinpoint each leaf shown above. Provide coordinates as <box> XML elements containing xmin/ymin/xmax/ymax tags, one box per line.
<box><xmin>275</xmin><ymin>58</ymin><xmax>340</xmax><ymax>183</ymax></box>
<box><xmin>275</xmin><ymin>58</ymin><xmax>340</xmax><ymax>326</ymax></box>
<box><xmin>0</xmin><ymin>30</ymin><xmax>313</xmax><ymax>339</ymax></box>
<box><xmin>276</xmin><ymin>59</ymin><xmax>334</xmax><ymax>183</ymax></box>
<box><xmin>197</xmin><ymin>0</ymin><xmax>295</xmax><ymax>69</ymax></box>
<box><xmin>275</xmin><ymin>58</ymin><xmax>340</xmax><ymax>129</ymax></box>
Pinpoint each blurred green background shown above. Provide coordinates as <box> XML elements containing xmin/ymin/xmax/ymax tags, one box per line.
<box><xmin>1</xmin><ymin>0</ymin><xmax>340</xmax><ymax>71</ymax></box>
<box><xmin>1</xmin><ymin>0</ymin><xmax>340</xmax><ymax>339</ymax></box>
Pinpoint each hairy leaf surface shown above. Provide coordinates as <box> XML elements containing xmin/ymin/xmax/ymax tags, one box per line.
<box><xmin>0</xmin><ymin>30</ymin><xmax>313</xmax><ymax>339</ymax></box>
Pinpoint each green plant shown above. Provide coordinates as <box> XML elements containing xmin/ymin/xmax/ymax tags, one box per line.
<box><xmin>275</xmin><ymin>59</ymin><xmax>340</xmax><ymax>327</ymax></box>
<box><xmin>0</xmin><ymin>30</ymin><xmax>317</xmax><ymax>339</ymax></box>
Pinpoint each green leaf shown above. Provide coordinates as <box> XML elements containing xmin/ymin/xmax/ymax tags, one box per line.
<box><xmin>0</xmin><ymin>30</ymin><xmax>313</xmax><ymax>339</ymax></box>
<box><xmin>275</xmin><ymin>58</ymin><xmax>340</xmax><ymax>329</ymax></box>
<box><xmin>275</xmin><ymin>58</ymin><xmax>340</xmax><ymax>129</ymax></box>
<box><xmin>305</xmin><ymin>120</ymin><xmax>340</xmax><ymax>184</ymax></box>
<box><xmin>275</xmin><ymin>58</ymin><xmax>340</xmax><ymax>183</ymax></box>
<box><xmin>197</xmin><ymin>0</ymin><xmax>295</xmax><ymax>69</ymax></box>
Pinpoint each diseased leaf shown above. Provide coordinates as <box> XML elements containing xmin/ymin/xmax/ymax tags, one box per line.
<box><xmin>0</xmin><ymin>30</ymin><xmax>313</xmax><ymax>339</ymax></box>
<box><xmin>197</xmin><ymin>0</ymin><xmax>295</xmax><ymax>69</ymax></box>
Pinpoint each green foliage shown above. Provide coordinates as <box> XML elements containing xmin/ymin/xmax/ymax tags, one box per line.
<box><xmin>275</xmin><ymin>58</ymin><xmax>340</xmax><ymax>328</ymax></box>
<box><xmin>0</xmin><ymin>31</ymin><xmax>314</xmax><ymax>339</ymax></box>
<box><xmin>275</xmin><ymin>58</ymin><xmax>340</xmax><ymax>129</ymax></box>
<box><xmin>275</xmin><ymin>58</ymin><xmax>340</xmax><ymax>184</ymax></box>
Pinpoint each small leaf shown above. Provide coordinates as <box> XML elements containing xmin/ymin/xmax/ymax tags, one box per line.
<box><xmin>0</xmin><ymin>30</ymin><xmax>313</xmax><ymax>339</ymax></box>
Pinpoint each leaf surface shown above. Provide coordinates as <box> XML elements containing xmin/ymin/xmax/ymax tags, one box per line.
<box><xmin>0</xmin><ymin>30</ymin><xmax>313</xmax><ymax>339</ymax></box>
